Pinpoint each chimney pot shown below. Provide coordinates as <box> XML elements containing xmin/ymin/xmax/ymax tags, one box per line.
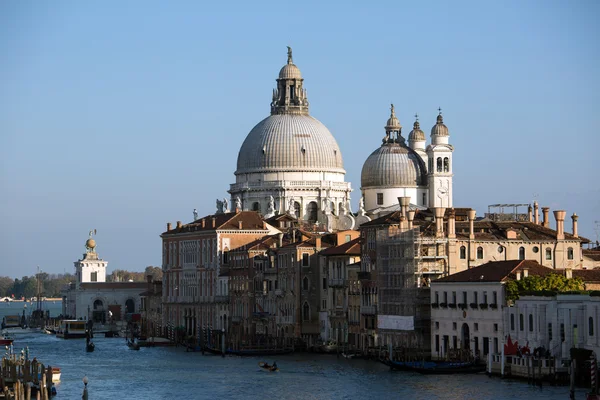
<box><xmin>572</xmin><ymin>213</ymin><xmax>579</xmax><ymax>238</ymax></box>
<box><xmin>315</xmin><ymin>236</ymin><xmax>322</xmax><ymax>249</ymax></box>
<box><xmin>238</xmin><ymin>220</ymin><xmax>243</xmax><ymax>230</ymax></box>
<box><xmin>167</xmin><ymin>222</ymin><xmax>172</xmax><ymax>231</ymax></box>
<box><xmin>448</xmin><ymin>208</ymin><xmax>456</xmax><ymax>239</ymax></box>
<box><xmin>176</xmin><ymin>221</ymin><xmax>182</xmax><ymax>229</ymax></box>
<box><xmin>542</xmin><ymin>207</ymin><xmax>550</xmax><ymax>228</ymax></box>
<box><xmin>523</xmin><ymin>268</ymin><xmax>529</xmax><ymax>278</ymax></box>
<box><xmin>212</xmin><ymin>217</ymin><xmax>216</xmax><ymax>228</ymax></box>
<box><xmin>553</xmin><ymin>210</ymin><xmax>566</xmax><ymax>240</ymax></box>
<box><xmin>202</xmin><ymin>219</ymin><xmax>205</xmax><ymax>228</ymax></box>
<box><xmin>528</xmin><ymin>206</ymin><xmax>533</xmax><ymax>223</ymax></box>
<box><xmin>278</xmin><ymin>233</ymin><xmax>284</xmax><ymax>248</ymax></box>
<box><xmin>468</xmin><ymin>210</ymin><xmax>476</xmax><ymax>239</ymax></box>
<box><xmin>534</xmin><ymin>201</ymin><xmax>540</xmax><ymax>224</ymax></box>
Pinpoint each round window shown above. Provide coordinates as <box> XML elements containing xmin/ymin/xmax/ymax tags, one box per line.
<box><xmin>498</xmin><ymin>246</ymin><xmax>504</xmax><ymax>253</ymax></box>
<box><xmin>533</xmin><ymin>246</ymin><xmax>539</xmax><ymax>253</ymax></box>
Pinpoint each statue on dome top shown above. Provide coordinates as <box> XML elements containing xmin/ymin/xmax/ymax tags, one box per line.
<box><xmin>287</xmin><ymin>46</ymin><xmax>293</xmax><ymax>64</ymax></box>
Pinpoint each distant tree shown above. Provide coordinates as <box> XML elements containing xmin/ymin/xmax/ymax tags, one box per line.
<box><xmin>144</xmin><ymin>266</ymin><xmax>163</xmax><ymax>281</ymax></box>
<box><xmin>0</xmin><ymin>277</ymin><xmax>14</xmax><ymax>297</ymax></box>
<box><xmin>506</xmin><ymin>273</ymin><xmax>585</xmax><ymax>301</ymax></box>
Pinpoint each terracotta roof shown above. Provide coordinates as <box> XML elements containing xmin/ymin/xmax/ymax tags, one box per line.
<box><xmin>319</xmin><ymin>237</ymin><xmax>361</xmax><ymax>256</ymax></box>
<box><xmin>230</xmin><ymin>235</ymin><xmax>280</xmax><ymax>253</ymax></box>
<box><xmin>583</xmin><ymin>250</ymin><xmax>600</xmax><ymax>262</ymax></box>
<box><xmin>162</xmin><ymin>211</ymin><xmax>267</xmax><ymax>235</ymax></box>
<box><xmin>573</xmin><ymin>269</ymin><xmax>600</xmax><ymax>282</ymax></box>
<box><xmin>434</xmin><ymin>260</ymin><xmax>555</xmax><ymax>283</ymax></box>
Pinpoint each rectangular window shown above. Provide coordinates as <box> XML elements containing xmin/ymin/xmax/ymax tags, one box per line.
<box><xmin>453</xmin><ymin>322</ymin><xmax>457</xmax><ymax>330</ymax></box>
<box><xmin>90</xmin><ymin>272</ymin><xmax>97</xmax><ymax>282</ymax></box>
<box><xmin>473</xmin><ymin>292</ymin><xmax>478</xmax><ymax>304</ymax></box>
<box><xmin>422</xmin><ymin>193</ymin><xmax>427</xmax><ymax>206</ymax></box>
<box><xmin>494</xmin><ymin>323</ymin><xmax>498</xmax><ymax>332</ymax></box>
<box><xmin>560</xmin><ymin>323</ymin><xmax>565</xmax><ymax>342</ymax></box>
<box><xmin>376</xmin><ymin>193</ymin><xmax>383</xmax><ymax>205</ymax></box>
<box><xmin>443</xmin><ymin>292</ymin><xmax>448</xmax><ymax>303</ymax></box>
<box><xmin>474</xmin><ymin>323</ymin><xmax>479</xmax><ymax>331</ymax></box>
<box><xmin>435</xmin><ymin>292</ymin><xmax>439</xmax><ymax>303</ymax></box>
<box><xmin>435</xmin><ymin>335</ymin><xmax>440</xmax><ymax>352</ymax></box>
<box><xmin>322</xmin><ymin>278</ymin><xmax>326</xmax><ymax>290</ymax></box>
<box><xmin>322</xmin><ymin>299</ymin><xmax>326</xmax><ymax>309</ymax></box>
<box><xmin>453</xmin><ymin>336</ymin><xmax>457</xmax><ymax>349</ymax></box>
<box><xmin>302</xmin><ymin>253</ymin><xmax>309</xmax><ymax>266</ymax></box>
<box><xmin>275</xmin><ymin>280</ymin><xmax>278</xmax><ymax>290</ymax></box>
<box><xmin>345</xmin><ymin>235</ymin><xmax>351</xmax><ymax>243</ymax></box>
<box><xmin>435</xmin><ymin>321</ymin><xmax>439</xmax><ymax>329</ymax></box>
<box><xmin>493</xmin><ymin>291</ymin><xmax>497</xmax><ymax>304</ymax></box>
<box><xmin>548</xmin><ymin>323</ymin><xmax>552</xmax><ymax>340</ymax></box>
<box><xmin>483</xmin><ymin>291</ymin><xmax>488</xmax><ymax>304</ymax></box>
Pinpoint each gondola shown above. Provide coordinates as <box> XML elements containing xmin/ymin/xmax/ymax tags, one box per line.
<box><xmin>86</xmin><ymin>341</ymin><xmax>95</xmax><ymax>352</ymax></box>
<box><xmin>258</xmin><ymin>361</ymin><xmax>279</xmax><ymax>372</ymax></box>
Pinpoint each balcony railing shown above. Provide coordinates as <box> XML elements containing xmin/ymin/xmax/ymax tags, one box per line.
<box><xmin>360</xmin><ymin>305</ymin><xmax>377</xmax><ymax>315</ymax></box>
<box><xmin>328</xmin><ymin>278</ymin><xmax>347</xmax><ymax>287</ymax></box>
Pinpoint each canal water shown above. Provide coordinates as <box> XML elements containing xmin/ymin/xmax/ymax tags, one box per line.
<box><xmin>1</xmin><ymin>302</ymin><xmax>590</xmax><ymax>399</ymax></box>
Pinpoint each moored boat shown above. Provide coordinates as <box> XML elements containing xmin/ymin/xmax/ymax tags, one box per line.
<box><xmin>51</xmin><ymin>367</ymin><xmax>61</xmax><ymax>383</ymax></box>
<box><xmin>0</xmin><ymin>333</ymin><xmax>14</xmax><ymax>346</ymax></box>
<box><xmin>56</xmin><ymin>320</ymin><xmax>87</xmax><ymax>339</ymax></box>
<box><xmin>137</xmin><ymin>337</ymin><xmax>174</xmax><ymax>347</ymax></box>
<box><xmin>258</xmin><ymin>361</ymin><xmax>279</xmax><ymax>372</ymax></box>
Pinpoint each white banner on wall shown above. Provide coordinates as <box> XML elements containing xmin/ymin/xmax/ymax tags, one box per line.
<box><xmin>377</xmin><ymin>315</ymin><xmax>414</xmax><ymax>331</ymax></box>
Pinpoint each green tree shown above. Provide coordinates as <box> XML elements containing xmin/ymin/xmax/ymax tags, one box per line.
<box><xmin>506</xmin><ymin>273</ymin><xmax>585</xmax><ymax>301</ymax></box>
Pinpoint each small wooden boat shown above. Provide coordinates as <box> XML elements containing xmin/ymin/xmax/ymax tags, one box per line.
<box><xmin>258</xmin><ymin>362</ymin><xmax>279</xmax><ymax>372</ymax></box>
<box><xmin>127</xmin><ymin>339</ymin><xmax>140</xmax><ymax>350</ymax></box>
<box><xmin>86</xmin><ymin>342</ymin><xmax>95</xmax><ymax>352</ymax></box>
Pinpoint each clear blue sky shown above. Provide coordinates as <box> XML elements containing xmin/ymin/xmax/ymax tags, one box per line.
<box><xmin>1</xmin><ymin>1</ymin><xmax>598</xmax><ymax>278</ymax></box>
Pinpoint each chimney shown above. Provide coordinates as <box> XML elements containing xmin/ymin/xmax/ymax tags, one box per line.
<box><xmin>315</xmin><ymin>236</ymin><xmax>322</xmax><ymax>249</ymax></box>
<box><xmin>263</xmin><ymin>221</ymin><xmax>266</xmax><ymax>230</ymax></box>
<box><xmin>571</xmin><ymin>213</ymin><xmax>579</xmax><ymax>238</ymax></box>
<box><xmin>565</xmin><ymin>268</ymin><xmax>573</xmax><ymax>280</ymax></box>
<box><xmin>528</xmin><ymin>205</ymin><xmax>533</xmax><ymax>223</ymax></box>
<box><xmin>167</xmin><ymin>222</ymin><xmax>172</xmax><ymax>231</ymax></box>
<box><xmin>399</xmin><ymin>215</ymin><xmax>407</xmax><ymax>233</ymax></box>
<box><xmin>435</xmin><ymin>207</ymin><xmax>446</xmax><ymax>238</ymax></box>
<box><xmin>523</xmin><ymin>268</ymin><xmax>529</xmax><ymax>278</ymax></box>
<box><xmin>516</xmin><ymin>271</ymin><xmax>521</xmax><ymax>281</ymax></box>
<box><xmin>448</xmin><ymin>208</ymin><xmax>456</xmax><ymax>239</ymax></box>
<box><xmin>278</xmin><ymin>233</ymin><xmax>284</xmax><ymax>248</ymax></box>
<box><xmin>534</xmin><ymin>201</ymin><xmax>539</xmax><ymax>224</ymax></box>
<box><xmin>201</xmin><ymin>219</ymin><xmax>206</xmax><ymax>228</ymax></box>
<box><xmin>238</xmin><ymin>220</ymin><xmax>243</xmax><ymax>230</ymax></box>
<box><xmin>542</xmin><ymin>207</ymin><xmax>550</xmax><ymax>228</ymax></box>
<box><xmin>407</xmin><ymin>210</ymin><xmax>415</xmax><ymax>230</ymax></box>
<box><xmin>398</xmin><ymin>196</ymin><xmax>410</xmax><ymax>218</ymax></box>
<box><xmin>176</xmin><ymin>221</ymin><xmax>182</xmax><ymax>229</ymax></box>
<box><xmin>212</xmin><ymin>217</ymin><xmax>216</xmax><ymax>228</ymax></box>
<box><xmin>554</xmin><ymin>210</ymin><xmax>566</xmax><ymax>240</ymax></box>
<box><xmin>468</xmin><ymin>210</ymin><xmax>476</xmax><ymax>240</ymax></box>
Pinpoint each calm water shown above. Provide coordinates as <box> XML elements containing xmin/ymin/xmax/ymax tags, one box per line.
<box><xmin>0</xmin><ymin>302</ymin><xmax>588</xmax><ymax>399</ymax></box>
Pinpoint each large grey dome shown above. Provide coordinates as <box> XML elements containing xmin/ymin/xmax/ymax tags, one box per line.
<box><xmin>235</xmin><ymin>114</ymin><xmax>345</xmax><ymax>175</ymax></box>
<box><xmin>361</xmin><ymin>143</ymin><xmax>427</xmax><ymax>188</ymax></box>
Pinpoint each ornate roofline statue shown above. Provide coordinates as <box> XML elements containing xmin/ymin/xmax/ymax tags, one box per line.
<box><xmin>287</xmin><ymin>46</ymin><xmax>293</xmax><ymax>64</ymax></box>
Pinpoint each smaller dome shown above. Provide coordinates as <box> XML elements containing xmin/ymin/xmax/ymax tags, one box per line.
<box><xmin>385</xmin><ymin>104</ymin><xmax>401</xmax><ymax>131</ymax></box>
<box><xmin>361</xmin><ymin>143</ymin><xmax>427</xmax><ymax>188</ymax></box>
<box><xmin>408</xmin><ymin>120</ymin><xmax>425</xmax><ymax>141</ymax></box>
<box><xmin>431</xmin><ymin>113</ymin><xmax>449</xmax><ymax>137</ymax></box>
<box><xmin>279</xmin><ymin>64</ymin><xmax>302</xmax><ymax>80</ymax></box>
<box><xmin>86</xmin><ymin>239</ymin><xmax>96</xmax><ymax>249</ymax></box>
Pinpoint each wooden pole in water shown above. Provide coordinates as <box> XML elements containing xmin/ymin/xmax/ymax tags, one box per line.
<box><xmin>26</xmin><ymin>381</ymin><xmax>31</xmax><ymax>400</ymax></box>
<box><xmin>570</xmin><ymin>359</ymin><xmax>576</xmax><ymax>400</ymax></box>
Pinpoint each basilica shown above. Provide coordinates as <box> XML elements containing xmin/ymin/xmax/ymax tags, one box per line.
<box><xmin>227</xmin><ymin>47</ymin><xmax>453</xmax><ymax>226</ymax></box>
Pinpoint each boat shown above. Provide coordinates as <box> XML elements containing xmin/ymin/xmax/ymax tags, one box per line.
<box><xmin>127</xmin><ymin>339</ymin><xmax>140</xmax><ymax>350</ymax></box>
<box><xmin>2</xmin><ymin>315</ymin><xmax>24</xmax><ymax>330</ymax></box>
<box><xmin>0</xmin><ymin>333</ymin><xmax>14</xmax><ymax>346</ymax></box>
<box><xmin>227</xmin><ymin>347</ymin><xmax>294</xmax><ymax>357</ymax></box>
<box><xmin>410</xmin><ymin>361</ymin><xmax>485</xmax><ymax>375</ymax></box>
<box><xmin>86</xmin><ymin>341</ymin><xmax>95</xmax><ymax>352</ymax></box>
<box><xmin>320</xmin><ymin>340</ymin><xmax>338</xmax><ymax>354</ymax></box>
<box><xmin>51</xmin><ymin>367</ymin><xmax>61</xmax><ymax>383</ymax></box>
<box><xmin>137</xmin><ymin>337</ymin><xmax>174</xmax><ymax>347</ymax></box>
<box><xmin>258</xmin><ymin>361</ymin><xmax>279</xmax><ymax>372</ymax></box>
<box><xmin>380</xmin><ymin>359</ymin><xmax>431</xmax><ymax>371</ymax></box>
<box><xmin>56</xmin><ymin>320</ymin><xmax>87</xmax><ymax>339</ymax></box>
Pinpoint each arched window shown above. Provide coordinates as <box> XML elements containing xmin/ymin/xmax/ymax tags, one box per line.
<box><xmin>307</xmin><ymin>201</ymin><xmax>318</xmax><ymax>223</ymax></box>
<box><xmin>546</xmin><ymin>248</ymin><xmax>552</xmax><ymax>260</ymax></box>
<box><xmin>529</xmin><ymin>314</ymin><xmax>533</xmax><ymax>332</ymax></box>
<box><xmin>460</xmin><ymin>246</ymin><xmax>466</xmax><ymax>259</ymax></box>
<box><xmin>93</xmin><ymin>299</ymin><xmax>103</xmax><ymax>310</ymax></box>
<box><xmin>252</xmin><ymin>202</ymin><xmax>261</xmax><ymax>213</ymax></box>
<box><xmin>443</xmin><ymin>157</ymin><xmax>449</xmax><ymax>172</ymax></box>
<box><xmin>125</xmin><ymin>298</ymin><xmax>135</xmax><ymax>314</ymax></box>
<box><xmin>519</xmin><ymin>247</ymin><xmax>525</xmax><ymax>260</ymax></box>
<box><xmin>476</xmin><ymin>247</ymin><xmax>484</xmax><ymax>259</ymax></box>
<box><xmin>567</xmin><ymin>247</ymin><xmax>574</xmax><ymax>260</ymax></box>
<box><xmin>303</xmin><ymin>277</ymin><xmax>309</xmax><ymax>291</ymax></box>
<box><xmin>510</xmin><ymin>314</ymin><xmax>515</xmax><ymax>331</ymax></box>
<box><xmin>590</xmin><ymin>317</ymin><xmax>594</xmax><ymax>336</ymax></box>
<box><xmin>519</xmin><ymin>314</ymin><xmax>524</xmax><ymax>331</ymax></box>
<box><xmin>436</xmin><ymin>157</ymin><xmax>442</xmax><ymax>172</ymax></box>
<box><xmin>303</xmin><ymin>302</ymin><xmax>310</xmax><ymax>321</ymax></box>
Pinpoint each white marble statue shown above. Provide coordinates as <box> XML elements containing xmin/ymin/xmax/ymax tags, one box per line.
<box><xmin>235</xmin><ymin>196</ymin><xmax>242</xmax><ymax>211</ymax></box>
<box><xmin>193</xmin><ymin>208</ymin><xmax>198</xmax><ymax>221</ymax></box>
<box><xmin>216</xmin><ymin>199</ymin><xmax>224</xmax><ymax>214</ymax></box>
<box><xmin>223</xmin><ymin>198</ymin><xmax>229</xmax><ymax>212</ymax></box>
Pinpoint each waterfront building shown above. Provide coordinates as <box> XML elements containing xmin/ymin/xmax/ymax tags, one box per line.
<box><xmin>229</xmin><ymin>47</ymin><xmax>352</xmax><ymax>226</ymax></box>
<box><xmin>357</xmin><ymin>200</ymin><xmax>589</xmax><ymax>353</ymax></box>
<box><xmin>506</xmin><ymin>291</ymin><xmax>600</xmax><ymax>362</ymax></box>
<box><xmin>318</xmin><ymin>233</ymin><xmax>361</xmax><ymax>346</ymax></box>
<box><xmin>160</xmin><ymin>210</ymin><xmax>279</xmax><ymax>342</ymax></box>
<box><xmin>430</xmin><ymin>260</ymin><xmax>555</xmax><ymax>361</ymax></box>
<box><xmin>62</xmin><ymin>232</ymin><xmax>146</xmax><ymax>323</ymax></box>
<box><xmin>140</xmin><ymin>275</ymin><xmax>163</xmax><ymax>338</ymax></box>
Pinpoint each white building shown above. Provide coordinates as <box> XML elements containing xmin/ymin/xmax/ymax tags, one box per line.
<box><xmin>229</xmin><ymin>47</ymin><xmax>352</xmax><ymax>225</ymax></box>
<box><xmin>360</xmin><ymin>107</ymin><xmax>453</xmax><ymax>216</ymax></box>
<box><xmin>430</xmin><ymin>259</ymin><xmax>555</xmax><ymax>360</ymax></box>
<box><xmin>62</xmin><ymin>232</ymin><xmax>146</xmax><ymax>323</ymax></box>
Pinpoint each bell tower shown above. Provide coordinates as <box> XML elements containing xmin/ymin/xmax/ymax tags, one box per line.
<box><xmin>427</xmin><ymin>109</ymin><xmax>454</xmax><ymax>208</ymax></box>
<box><xmin>74</xmin><ymin>230</ymin><xmax>107</xmax><ymax>289</ymax></box>
<box><xmin>270</xmin><ymin>46</ymin><xmax>309</xmax><ymax>116</ymax></box>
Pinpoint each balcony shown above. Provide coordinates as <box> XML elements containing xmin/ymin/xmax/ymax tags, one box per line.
<box><xmin>214</xmin><ymin>295</ymin><xmax>229</xmax><ymax>303</ymax></box>
<box><xmin>328</xmin><ymin>278</ymin><xmax>347</xmax><ymax>288</ymax></box>
<box><xmin>357</xmin><ymin>272</ymin><xmax>371</xmax><ymax>280</ymax></box>
<box><xmin>360</xmin><ymin>305</ymin><xmax>377</xmax><ymax>315</ymax></box>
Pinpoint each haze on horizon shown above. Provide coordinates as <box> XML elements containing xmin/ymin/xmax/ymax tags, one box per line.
<box><xmin>1</xmin><ymin>1</ymin><xmax>598</xmax><ymax>279</ymax></box>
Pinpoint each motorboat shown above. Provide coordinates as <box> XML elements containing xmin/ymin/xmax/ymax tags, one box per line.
<box><xmin>258</xmin><ymin>361</ymin><xmax>279</xmax><ymax>372</ymax></box>
<box><xmin>56</xmin><ymin>320</ymin><xmax>87</xmax><ymax>339</ymax></box>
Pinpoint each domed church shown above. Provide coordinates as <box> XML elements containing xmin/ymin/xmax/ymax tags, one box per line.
<box><xmin>360</xmin><ymin>106</ymin><xmax>454</xmax><ymax>217</ymax></box>
<box><xmin>229</xmin><ymin>48</ymin><xmax>352</xmax><ymax>225</ymax></box>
